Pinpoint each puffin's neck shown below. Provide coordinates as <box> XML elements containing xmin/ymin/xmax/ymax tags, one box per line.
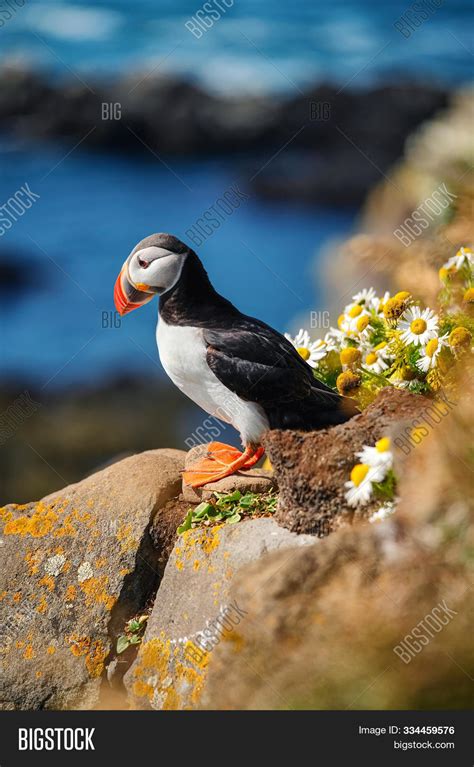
<box><xmin>158</xmin><ymin>253</ymin><xmax>238</xmax><ymax>326</ymax></box>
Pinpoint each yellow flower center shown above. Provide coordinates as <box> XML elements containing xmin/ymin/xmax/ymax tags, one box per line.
<box><xmin>297</xmin><ymin>347</ymin><xmax>310</xmax><ymax>361</ymax></box>
<box><xmin>348</xmin><ymin>305</ymin><xmax>362</xmax><ymax>318</ymax></box>
<box><xmin>383</xmin><ymin>296</ymin><xmax>406</xmax><ymax>320</ymax></box>
<box><xmin>425</xmin><ymin>338</ymin><xmax>438</xmax><ymax>357</ymax></box>
<box><xmin>463</xmin><ymin>287</ymin><xmax>474</xmax><ymax>304</ymax></box>
<box><xmin>356</xmin><ymin>315</ymin><xmax>369</xmax><ymax>332</ymax></box>
<box><xmin>350</xmin><ymin>464</ymin><xmax>369</xmax><ymax>487</ymax></box>
<box><xmin>376</xmin><ymin>437</ymin><xmax>391</xmax><ymax>453</ymax></box>
<box><xmin>400</xmin><ymin>365</ymin><xmax>416</xmax><ymax>381</ymax></box>
<box><xmin>340</xmin><ymin>347</ymin><xmax>361</xmax><ymax>366</ymax></box>
<box><xmin>449</xmin><ymin>326</ymin><xmax>471</xmax><ymax>348</ymax></box>
<box><xmin>337</xmin><ymin>314</ymin><xmax>345</xmax><ymax>329</ymax></box>
<box><xmin>336</xmin><ymin>370</ymin><xmax>361</xmax><ymax>395</ymax></box>
<box><xmin>374</xmin><ymin>341</ymin><xmax>387</xmax><ymax>351</ymax></box>
<box><xmin>394</xmin><ymin>291</ymin><xmax>411</xmax><ymax>301</ymax></box>
<box><xmin>365</xmin><ymin>351</ymin><xmax>378</xmax><ymax>365</ymax></box>
<box><xmin>410</xmin><ymin>318</ymin><xmax>427</xmax><ymax>335</ymax></box>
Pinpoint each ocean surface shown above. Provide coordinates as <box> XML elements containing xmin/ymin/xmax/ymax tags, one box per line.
<box><xmin>2</xmin><ymin>0</ymin><xmax>473</xmax><ymax>92</ymax></box>
<box><xmin>1</xmin><ymin>0</ymin><xmax>472</xmax><ymax>387</ymax></box>
<box><xmin>0</xmin><ymin>143</ymin><xmax>355</xmax><ymax>387</ymax></box>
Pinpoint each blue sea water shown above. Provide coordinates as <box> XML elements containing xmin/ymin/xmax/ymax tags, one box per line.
<box><xmin>1</xmin><ymin>0</ymin><xmax>473</xmax><ymax>92</ymax></box>
<box><xmin>1</xmin><ymin>0</ymin><xmax>472</xmax><ymax>387</ymax></box>
<box><xmin>0</xmin><ymin>144</ymin><xmax>355</xmax><ymax>387</ymax></box>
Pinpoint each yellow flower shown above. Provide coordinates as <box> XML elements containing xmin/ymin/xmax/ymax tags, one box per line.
<box><xmin>384</xmin><ymin>296</ymin><xmax>408</xmax><ymax>321</ymax></box>
<box><xmin>356</xmin><ymin>315</ymin><xmax>369</xmax><ymax>332</ymax></box>
<box><xmin>449</xmin><ymin>326</ymin><xmax>471</xmax><ymax>349</ymax></box>
<box><xmin>336</xmin><ymin>370</ymin><xmax>361</xmax><ymax>395</ymax></box>
<box><xmin>463</xmin><ymin>287</ymin><xmax>474</xmax><ymax>304</ymax></box>
<box><xmin>394</xmin><ymin>291</ymin><xmax>411</xmax><ymax>301</ymax></box>
<box><xmin>339</xmin><ymin>347</ymin><xmax>361</xmax><ymax>367</ymax></box>
<box><xmin>350</xmin><ymin>464</ymin><xmax>369</xmax><ymax>486</ymax></box>
<box><xmin>365</xmin><ymin>351</ymin><xmax>377</xmax><ymax>365</ymax></box>
<box><xmin>375</xmin><ymin>437</ymin><xmax>391</xmax><ymax>452</ymax></box>
<box><xmin>348</xmin><ymin>304</ymin><xmax>363</xmax><ymax>318</ymax></box>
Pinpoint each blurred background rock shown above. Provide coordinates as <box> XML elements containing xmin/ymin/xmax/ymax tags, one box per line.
<box><xmin>1</xmin><ymin>0</ymin><xmax>473</xmax><ymax>503</ymax></box>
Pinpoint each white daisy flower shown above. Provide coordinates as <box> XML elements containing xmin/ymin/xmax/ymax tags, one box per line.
<box><xmin>369</xmin><ymin>501</ymin><xmax>396</xmax><ymax>524</ymax></box>
<box><xmin>324</xmin><ymin>328</ymin><xmax>344</xmax><ymax>351</ymax></box>
<box><xmin>363</xmin><ymin>342</ymin><xmax>393</xmax><ymax>374</ymax></box>
<box><xmin>352</xmin><ymin>287</ymin><xmax>377</xmax><ymax>307</ymax></box>
<box><xmin>416</xmin><ymin>334</ymin><xmax>448</xmax><ymax>373</ymax></box>
<box><xmin>443</xmin><ymin>246</ymin><xmax>473</xmax><ymax>272</ymax></box>
<box><xmin>372</xmin><ymin>291</ymin><xmax>391</xmax><ymax>314</ymax></box>
<box><xmin>344</xmin><ymin>462</ymin><xmax>386</xmax><ymax>507</ymax></box>
<box><xmin>285</xmin><ymin>329</ymin><xmax>328</xmax><ymax>367</ymax></box>
<box><xmin>399</xmin><ymin>306</ymin><xmax>439</xmax><ymax>346</ymax></box>
<box><xmin>340</xmin><ymin>304</ymin><xmax>371</xmax><ymax>335</ymax></box>
<box><xmin>356</xmin><ymin>437</ymin><xmax>393</xmax><ymax>471</ymax></box>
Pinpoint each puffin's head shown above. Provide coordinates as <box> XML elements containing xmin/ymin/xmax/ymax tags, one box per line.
<box><xmin>114</xmin><ymin>233</ymin><xmax>190</xmax><ymax>315</ymax></box>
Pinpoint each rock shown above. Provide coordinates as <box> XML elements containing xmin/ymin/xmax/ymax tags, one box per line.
<box><xmin>124</xmin><ymin>518</ymin><xmax>314</xmax><ymax>709</ymax></box>
<box><xmin>0</xmin><ymin>448</ymin><xmax>184</xmax><ymax>710</ymax></box>
<box><xmin>202</xmin><ymin>383</ymin><xmax>474</xmax><ymax>710</ymax></box>
<box><xmin>182</xmin><ymin>445</ymin><xmax>276</xmax><ymax>502</ymax></box>
<box><xmin>0</xmin><ymin>61</ymin><xmax>449</xmax><ymax>205</ymax></box>
<box><xmin>264</xmin><ymin>387</ymin><xmax>428</xmax><ymax>536</ymax></box>
<box><xmin>201</xmin><ymin>513</ymin><xmax>473</xmax><ymax>710</ymax></box>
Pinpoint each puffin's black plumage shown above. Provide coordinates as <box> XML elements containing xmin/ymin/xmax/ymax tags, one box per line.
<box><xmin>158</xmin><ymin>235</ymin><xmax>359</xmax><ymax>431</ymax></box>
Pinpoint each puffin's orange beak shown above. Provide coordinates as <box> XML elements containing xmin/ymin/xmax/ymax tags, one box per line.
<box><xmin>114</xmin><ymin>263</ymin><xmax>155</xmax><ymax>316</ymax></box>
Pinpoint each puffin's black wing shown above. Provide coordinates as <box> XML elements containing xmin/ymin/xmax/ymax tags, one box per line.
<box><xmin>203</xmin><ymin>319</ymin><xmax>349</xmax><ymax>427</ymax></box>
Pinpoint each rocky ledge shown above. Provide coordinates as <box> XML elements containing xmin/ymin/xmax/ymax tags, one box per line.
<box><xmin>1</xmin><ymin>386</ymin><xmax>471</xmax><ymax>710</ymax></box>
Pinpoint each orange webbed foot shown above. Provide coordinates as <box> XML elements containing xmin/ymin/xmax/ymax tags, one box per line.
<box><xmin>182</xmin><ymin>443</ymin><xmax>265</xmax><ymax>488</ymax></box>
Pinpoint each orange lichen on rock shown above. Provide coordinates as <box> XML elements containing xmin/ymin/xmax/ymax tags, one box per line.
<box><xmin>12</xmin><ymin>591</ymin><xmax>22</xmax><ymax>603</ymax></box>
<box><xmin>46</xmin><ymin>645</ymin><xmax>56</xmax><ymax>655</ymax></box>
<box><xmin>131</xmin><ymin>633</ymin><xmax>209</xmax><ymax>710</ymax></box>
<box><xmin>23</xmin><ymin>644</ymin><xmax>35</xmax><ymax>660</ymax></box>
<box><xmin>3</xmin><ymin>501</ymin><xmax>61</xmax><ymax>538</ymax></box>
<box><xmin>65</xmin><ymin>585</ymin><xmax>76</xmax><ymax>601</ymax></box>
<box><xmin>24</xmin><ymin>551</ymin><xmax>41</xmax><ymax>575</ymax></box>
<box><xmin>116</xmin><ymin>523</ymin><xmax>138</xmax><ymax>553</ymax></box>
<box><xmin>38</xmin><ymin>575</ymin><xmax>55</xmax><ymax>592</ymax></box>
<box><xmin>79</xmin><ymin>576</ymin><xmax>116</xmax><ymax>611</ymax></box>
<box><xmin>36</xmin><ymin>595</ymin><xmax>48</xmax><ymax>614</ymax></box>
<box><xmin>68</xmin><ymin>635</ymin><xmax>91</xmax><ymax>657</ymax></box>
<box><xmin>85</xmin><ymin>639</ymin><xmax>107</xmax><ymax>678</ymax></box>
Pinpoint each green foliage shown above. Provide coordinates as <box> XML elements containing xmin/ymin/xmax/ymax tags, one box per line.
<box><xmin>177</xmin><ymin>490</ymin><xmax>278</xmax><ymax>535</ymax></box>
<box><xmin>116</xmin><ymin>614</ymin><xmax>148</xmax><ymax>654</ymax></box>
<box><xmin>372</xmin><ymin>469</ymin><xmax>397</xmax><ymax>501</ymax></box>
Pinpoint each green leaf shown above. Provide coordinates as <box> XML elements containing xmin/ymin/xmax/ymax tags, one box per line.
<box><xmin>193</xmin><ymin>502</ymin><xmax>213</xmax><ymax>518</ymax></box>
<box><xmin>239</xmin><ymin>494</ymin><xmax>256</xmax><ymax>507</ymax></box>
<box><xmin>116</xmin><ymin>635</ymin><xmax>130</xmax><ymax>654</ymax></box>
<box><xmin>127</xmin><ymin>619</ymin><xmax>141</xmax><ymax>633</ymax></box>
<box><xmin>177</xmin><ymin>509</ymin><xmax>194</xmax><ymax>535</ymax></box>
<box><xmin>129</xmin><ymin>634</ymin><xmax>141</xmax><ymax>645</ymax></box>
<box><xmin>226</xmin><ymin>512</ymin><xmax>241</xmax><ymax>524</ymax></box>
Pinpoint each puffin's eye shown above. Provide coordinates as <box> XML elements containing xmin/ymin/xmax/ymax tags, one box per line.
<box><xmin>137</xmin><ymin>256</ymin><xmax>149</xmax><ymax>269</ymax></box>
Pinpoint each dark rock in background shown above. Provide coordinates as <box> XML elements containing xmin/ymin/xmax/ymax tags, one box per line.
<box><xmin>0</xmin><ymin>62</ymin><xmax>449</xmax><ymax>205</ymax></box>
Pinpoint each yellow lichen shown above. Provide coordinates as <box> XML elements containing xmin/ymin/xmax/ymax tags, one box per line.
<box><xmin>23</xmin><ymin>644</ymin><xmax>35</xmax><ymax>660</ymax></box>
<box><xmin>36</xmin><ymin>595</ymin><xmax>48</xmax><ymax>614</ymax></box>
<box><xmin>79</xmin><ymin>576</ymin><xmax>116</xmax><ymax>611</ymax></box>
<box><xmin>38</xmin><ymin>575</ymin><xmax>55</xmax><ymax>592</ymax></box>
<box><xmin>85</xmin><ymin>640</ymin><xmax>107</xmax><ymax>678</ymax></box>
<box><xmin>65</xmin><ymin>585</ymin><xmax>76</xmax><ymax>601</ymax></box>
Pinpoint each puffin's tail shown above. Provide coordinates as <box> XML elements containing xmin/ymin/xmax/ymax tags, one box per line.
<box><xmin>267</xmin><ymin>381</ymin><xmax>360</xmax><ymax>431</ymax></box>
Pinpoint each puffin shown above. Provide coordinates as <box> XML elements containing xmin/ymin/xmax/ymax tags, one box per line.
<box><xmin>114</xmin><ymin>233</ymin><xmax>359</xmax><ymax>487</ymax></box>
